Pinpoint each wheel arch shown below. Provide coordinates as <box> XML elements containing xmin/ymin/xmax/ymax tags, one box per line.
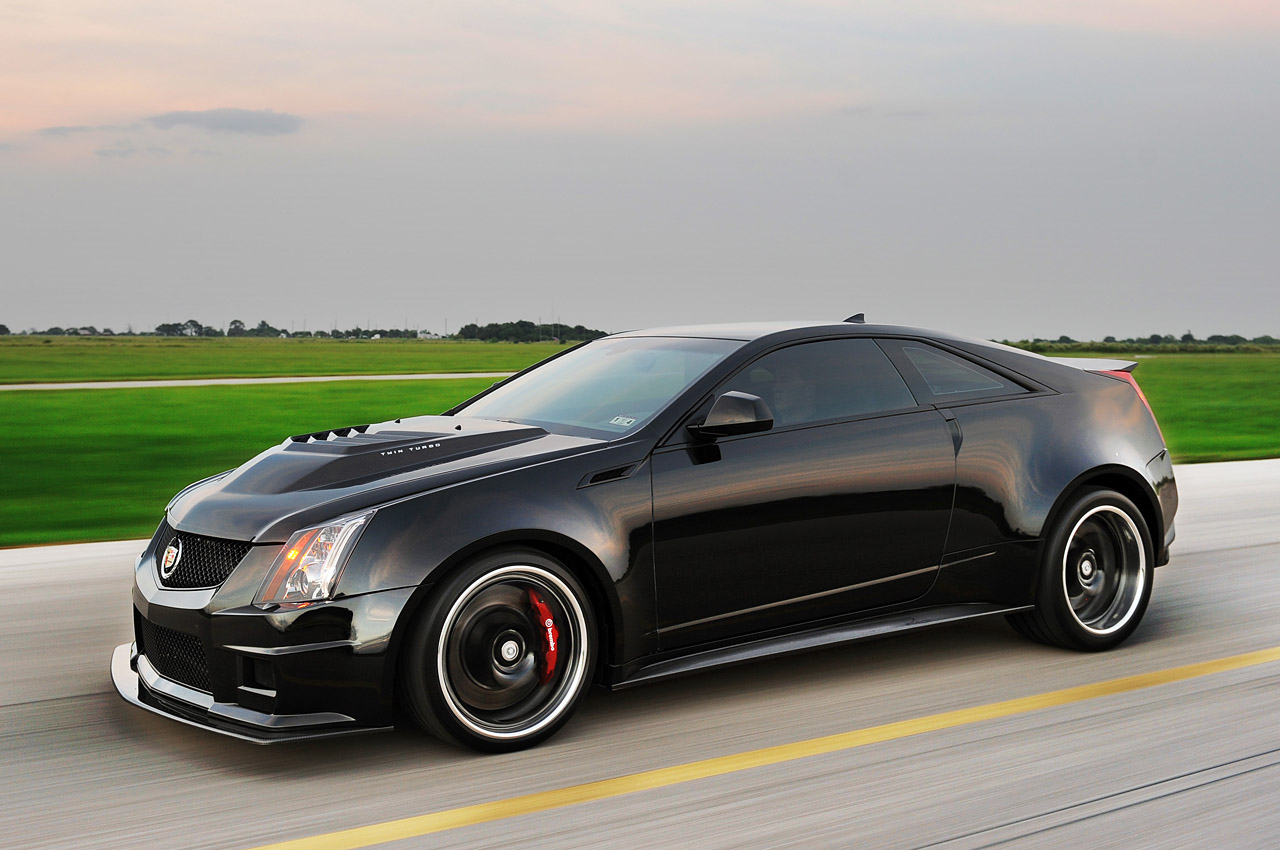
<box><xmin>385</xmin><ymin>529</ymin><xmax>622</xmax><ymax>700</ymax></box>
<box><xmin>1035</xmin><ymin>465</ymin><xmax>1163</xmax><ymax>582</ymax></box>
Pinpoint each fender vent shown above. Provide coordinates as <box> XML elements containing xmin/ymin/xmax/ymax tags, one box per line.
<box><xmin>580</xmin><ymin>464</ymin><xmax>638</xmax><ymax>488</ymax></box>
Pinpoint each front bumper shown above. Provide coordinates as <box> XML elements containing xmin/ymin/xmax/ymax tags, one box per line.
<box><xmin>117</xmin><ymin>531</ymin><xmax>418</xmax><ymax>743</ymax></box>
<box><xmin>112</xmin><ymin>642</ymin><xmax>385</xmax><ymax>743</ymax></box>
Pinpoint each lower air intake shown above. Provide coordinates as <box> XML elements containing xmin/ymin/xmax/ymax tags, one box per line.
<box><xmin>137</xmin><ymin>615</ymin><xmax>211</xmax><ymax>694</ymax></box>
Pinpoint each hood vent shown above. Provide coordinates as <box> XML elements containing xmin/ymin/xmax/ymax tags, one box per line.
<box><xmin>289</xmin><ymin>424</ymin><xmax>371</xmax><ymax>444</ymax></box>
<box><xmin>284</xmin><ymin>425</ymin><xmax>451</xmax><ymax>457</ymax></box>
<box><xmin>222</xmin><ymin>421</ymin><xmax>551</xmax><ymax>492</ymax></box>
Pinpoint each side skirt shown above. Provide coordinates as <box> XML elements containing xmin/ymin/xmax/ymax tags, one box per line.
<box><xmin>609</xmin><ymin>603</ymin><xmax>1032</xmax><ymax>690</ymax></box>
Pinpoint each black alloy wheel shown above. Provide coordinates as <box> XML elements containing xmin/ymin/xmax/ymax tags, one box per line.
<box><xmin>401</xmin><ymin>549</ymin><xmax>596</xmax><ymax>751</ymax></box>
<box><xmin>1008</xmin><ymin>488</ymin><xmax>1153</xmax><ymax>651</ymax></box>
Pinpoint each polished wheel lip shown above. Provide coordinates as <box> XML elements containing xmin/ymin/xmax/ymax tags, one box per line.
<box><xmin>1062</xmin><ymin>504</ymin><xmax>1146</xmax><ymax>636</ymax></box>
<box><xmin>436</xmin><ymin>564</ymin><xmax>589</xmax><ymax>741</ymax></box>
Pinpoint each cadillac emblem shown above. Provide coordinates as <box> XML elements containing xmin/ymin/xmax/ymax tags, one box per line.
<box><xmin>160</xmin><ymin>538</ymin><xmax>183</xmax><ymax>579</ymax></box>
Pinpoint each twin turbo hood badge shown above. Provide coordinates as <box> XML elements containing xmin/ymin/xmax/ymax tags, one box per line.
<box><xmin>160</xmin><ymin>538</ymin><xmax>183</xmax><ymax>579</ymax></box>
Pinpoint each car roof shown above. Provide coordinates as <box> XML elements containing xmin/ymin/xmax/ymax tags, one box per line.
<box><xmin>609</xmin><ymin>319</ymin><xmax>995</xmax><ymax>345</ymax></box>
<box><xmin>607</xmin><ymin>319</ymin><xmax>1052</xmax><ymax>370</ymax></box>
<box><xmin>609</xmin><ymin>320</ymin><xmax>861</xmax><ymax>341</ymax></box>
<box><xmin>606</xmin><ymin>320</ymin><xmax>1101</xmax><ymax>393</ymax></box>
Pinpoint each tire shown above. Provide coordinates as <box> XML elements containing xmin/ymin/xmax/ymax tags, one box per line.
<box><xmin>1007</xmin><ymin>488</ymin><xmax>1153</xmax><ymax>651</ymax></box>
<box><xmin>401</xmin><ymin>549</ymin><xmax>596</xmax><ymax>752</ymax></box>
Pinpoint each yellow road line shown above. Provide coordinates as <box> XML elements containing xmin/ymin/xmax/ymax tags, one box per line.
<box><xmin>249</xmin><ymin>645</ymin><xmax>1280</xmax><ymax>850</ymax></box>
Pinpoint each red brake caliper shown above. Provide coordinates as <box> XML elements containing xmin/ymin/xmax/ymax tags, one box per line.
<box><xmin>527</xmin><ymin>589</ymin><xmax>559</xmax><ymax>684</ymax></box>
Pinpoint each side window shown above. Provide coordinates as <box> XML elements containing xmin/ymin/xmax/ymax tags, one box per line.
<box><xmin>878</xmin><ymin>339</ymin><xmax>1026</xmax><ymax>403</ymax></box>
<box><xmin>719</xmin><ymin>338</ymin><xmax>918</xmax><ymax>428</ymax></box>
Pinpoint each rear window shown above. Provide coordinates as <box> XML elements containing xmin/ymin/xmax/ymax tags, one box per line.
<box><xmin>878</xmin><ymin>340</ymin><xmax>1026</xmax><ymax>403</ymax></box>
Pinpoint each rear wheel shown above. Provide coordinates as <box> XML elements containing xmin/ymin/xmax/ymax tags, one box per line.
<box><xmin>401</xmin><ymin>549</ymin><xmax>596</xmax><ymax>751</ymax></box>
<box><xmin>1008</xmin><ymin>488</ymin><xmax>1153</xmax><ymax>651</ymax></box>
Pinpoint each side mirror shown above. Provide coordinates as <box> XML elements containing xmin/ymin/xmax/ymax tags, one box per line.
<box><xmin>689</xmin><ymin>391</ymin><xmax>774</xmax><ymax>438</ymax></box>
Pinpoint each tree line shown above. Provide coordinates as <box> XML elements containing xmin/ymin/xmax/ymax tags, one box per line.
<box><xmin>0</xmin><ymin>319</ymin><xmax>608</xmax><ymax>342</ymax></box>
<box><xmin>454</xmin><ymin>320</ymin><xmax>608</xmax><ymax>343</ymax></box>
<box><xmin>1003</xmin><ymin>333</ymin><xmax>1280</xmax><ymax>353</ymax></box>
<box><xmin>2</xmin><ymin>322</ymin><xmax>1275</xmax><ymax>348</ymax></box>
<box><xmin>157</xmin><ymin>319</ymin><xmax>431</xmax><ymax>338</ymax></box>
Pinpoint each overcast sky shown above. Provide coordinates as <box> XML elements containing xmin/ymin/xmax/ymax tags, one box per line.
<box><xmin>2</xmin><ymin>1</ymin><xmax>1276</xmax><ymax>340</ymax></box>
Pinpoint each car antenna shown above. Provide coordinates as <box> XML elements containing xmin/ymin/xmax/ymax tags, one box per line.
<box><xmin>844</xmin><ymin>313</ymin><xmax>866</xmax><ymax>324</ymax></box>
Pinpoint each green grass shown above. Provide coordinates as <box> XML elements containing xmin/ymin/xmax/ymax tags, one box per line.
<box><xmin>0</xmin><ymin>353</ymin><xmax>1275</xmax><ymax>548</ymax></box>
<box><xmin>0</xmin><ymin>379</ymin><xmax>493</xmax><ymax>547</ymax></box>
<box><xmin>0</xmin><ymin>336</ymin><xmax>570</xmax><ymax>383</ymax></box>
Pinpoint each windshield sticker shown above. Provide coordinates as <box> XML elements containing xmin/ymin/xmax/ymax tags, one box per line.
<box><xmin>609</xmin><ymin>415</ymin><xmax>637</xmax><ymax>427</ymax></box>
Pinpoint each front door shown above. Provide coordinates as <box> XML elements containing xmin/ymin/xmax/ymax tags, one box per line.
<box><xmin>651</xmin><ymin>338</ymin><xmax>956</xmax><ymax>649</ymax></box>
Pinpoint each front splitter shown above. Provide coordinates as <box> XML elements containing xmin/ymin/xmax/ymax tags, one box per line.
<box><xmin>110</xmin><ymin>643</ymin><xmax>391</xmax><ymax>744</ymax></box>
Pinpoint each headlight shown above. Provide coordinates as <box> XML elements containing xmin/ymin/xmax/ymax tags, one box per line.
<box><xmin>254</xmin><ymin>511</ymin><xmax>372</xmax><ymax>606</ymax></box>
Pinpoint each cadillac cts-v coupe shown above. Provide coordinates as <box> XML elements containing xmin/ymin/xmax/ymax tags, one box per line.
<box><xmin>112</xmin><ymin>317</ymin><xmax>1177</xmax><ymax>750</ymax></box>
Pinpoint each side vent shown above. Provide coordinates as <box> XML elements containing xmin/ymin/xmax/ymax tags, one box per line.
<box><xmin>579</xmin><ymin>463</ymin><xmax>639</xmax><ymax>488</ymax></box>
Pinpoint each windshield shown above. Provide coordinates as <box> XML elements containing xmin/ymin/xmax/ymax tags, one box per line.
<box><xmin>456</xmin><ymin>336</ymin><xmax>743</xmax><ymax>437</ymax></box>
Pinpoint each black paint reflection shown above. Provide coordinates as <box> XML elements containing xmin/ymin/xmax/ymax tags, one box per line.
<box><xmin>652</xmin><ymin>410</ymin><xmax>956</xmax><ymax>648</ymax></box>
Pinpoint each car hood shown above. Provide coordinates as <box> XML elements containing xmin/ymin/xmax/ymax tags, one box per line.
<box><xmin>166</xmin><ymin>414</ymin><xmax>606</xmax><ymax>542</ymax></box>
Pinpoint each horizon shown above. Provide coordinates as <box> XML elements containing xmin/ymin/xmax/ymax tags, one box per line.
<box><xmin>2</xmin><ymin>319</ymin><xmax>1275</xmax><ymax>346</ymax></box>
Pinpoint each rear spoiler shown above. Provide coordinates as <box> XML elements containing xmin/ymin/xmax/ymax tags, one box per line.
<box><xmin>1046</xmin><ymin>357</ymin><xmax>1137</xmax><ymax>373</ymax></box>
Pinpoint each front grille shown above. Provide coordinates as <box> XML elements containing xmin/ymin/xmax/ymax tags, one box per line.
<box><xmin>137</xmin><ymin>615</ymin><xmax>211</xmax><ymax>693</ymax></box>
<box><xmin>153</xmin><ymin>520</ymin><xmax>252</xmax><ymax>589</ymax></box>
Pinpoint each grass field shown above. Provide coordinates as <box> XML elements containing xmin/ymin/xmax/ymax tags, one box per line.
<box><xmin>0</xmin><ymin>378</ymin><xmax>492</xmax><ymax>547</ymax></box>
<box><xmin>0</xmin><ymin>336</ymin><xmax>569</xmax><ymax>383</ymax></box>
<box><xmin>0</xmin><ymin>351</ymin><xmax>1275</xmax><ymax>547</ymax></box>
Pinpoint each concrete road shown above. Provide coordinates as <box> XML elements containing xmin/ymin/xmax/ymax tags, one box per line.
<box><xmin>2</xmin><ymin>460</ymin><xmax>1278</xmax><ymax>850</ymax></box>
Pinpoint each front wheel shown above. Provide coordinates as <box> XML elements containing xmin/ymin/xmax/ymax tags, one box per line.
<box><xmin>1008</xmin><ymin>488</ymin><xmax>1154</xmax><ymax>651</ymax></box>
<box><xmin>401</xmin><ymin>550</ymin><xmax>596</xmax><ymax>751</ymax></box>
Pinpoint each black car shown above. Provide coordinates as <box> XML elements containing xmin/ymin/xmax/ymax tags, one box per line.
<box><xmin>112</xmin><ymin>318</ymin><xmax>1177</xmax><ymax>751</ymax></box>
